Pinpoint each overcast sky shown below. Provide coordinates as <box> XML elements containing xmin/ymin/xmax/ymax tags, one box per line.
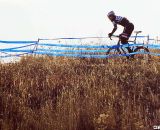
<box><xmin>0</xmin><ymin>0</ymin><xmax>159</xmax><ymax>40</ymax></box>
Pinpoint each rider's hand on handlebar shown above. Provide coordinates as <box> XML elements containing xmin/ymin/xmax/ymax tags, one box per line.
<box><xmin>108</xmin><ymin>33</ymin><xmax>113</xmax><ymax>40</ymax></box>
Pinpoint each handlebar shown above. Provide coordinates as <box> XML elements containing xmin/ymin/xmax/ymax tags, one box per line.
<box><xmin>109</xmin><ymin>35</ymin><xmax>119</xmax><ymax>40</ymax></box>
<box><xmin>112</xmin><ymin>35</ymin><xmax>119</xmax><ymax>38</ymax></box>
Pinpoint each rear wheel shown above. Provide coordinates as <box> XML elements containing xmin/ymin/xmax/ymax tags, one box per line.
<box><xmin>133</xmin><ymin>46</ymin><xmax>151</xmax><ymax>60</ymax></box>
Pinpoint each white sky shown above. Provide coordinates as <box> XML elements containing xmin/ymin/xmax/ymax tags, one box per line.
<box><xmin>0</xmin><ymin>0</ymin><xmax>160</xmax><ymax>40</ymax></box>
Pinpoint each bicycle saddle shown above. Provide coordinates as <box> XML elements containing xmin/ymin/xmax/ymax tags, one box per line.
<box><xmin>134</xmin><ymin>31</ymin><xmax>142</xmax><ymax>34</ymax></box>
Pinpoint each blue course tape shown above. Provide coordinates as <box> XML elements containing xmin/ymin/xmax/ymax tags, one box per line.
<box><xmin>1</xmin><ymin>38</ymin><xmax>160</xmax><ymax>59</ymax></box>
<box><xmin>0</xmin><ymin>43</ymin><xmax>151</xmax><ymax>54</ymax></box>
<box><xmin>38</xmin><ymin>43</ymin><xmax>144</xmax><ymax>49</ymax></box>
<box><xmin>0</xmin><ymin>43</ymin><xmax>144</xmax><ymax>54</ymax></box>
<box><xmin>0</xmin><ymin>52</ymin><xmax>32</xmax><ymax>58</ymax></box>
<box><xmin>36</xmin><ymin>43</ymin><xmax>145</xmax><ymax>53</ymax></box>
<box><xmin>37</xmin><ymin>49</ymin><xmax>108</xmax><ymax>53</ymax></box>
<box><xmin>148</xmin><ymin>44</ymin><xmax>160</xmax><ymax>49</ymax></box>
<box><xmin>39</xmin><ymin>43</ymin><xmax>109</xmax><ymax>48</ymax></box>
<box><xmin>131</xmin><ymin>36</ymin><xmax>147</xmax><ymax>38</ymax></box>
<box><xmin>0</xmin><ymin>49</ymin><xmax>34</xmax><ymax>53</ymax></box>
<box><xmin>0</xmin><ymin>51</ymin><xmax>147</xmax><ymax>59</ymax></box>
<box><xmin>35</xmin><ymin>51</ymin><xmax>114</xmax><ymax>58</ymax></box>
<box><xmin>0</xmin><ymin>40</ymin><xmax>37</xmax><ymax>44</ymax></box>
<box><xmin>0</xmin><ymin>43</ymin><xmax>37</xmax><ymax>51</ymax></box>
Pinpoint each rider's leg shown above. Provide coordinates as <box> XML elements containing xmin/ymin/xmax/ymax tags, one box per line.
<box><xmin>120</xmin><ymin>23</ymin><xmax>134</xmax><ymax>44</ymax></box>
<box><xmin>120</xmin><ymin>35</ymin><xmax>135</xmax><ymax>59</ymax></box>
<box><xmin>120</xmin><ymin>24</ymin><xmax>134</xmax><ymax>57</ymax></box>
<box><xmin>120</xmin><ymin>34</ymin><xmax>133</xmax><ymax>53</ymax></box>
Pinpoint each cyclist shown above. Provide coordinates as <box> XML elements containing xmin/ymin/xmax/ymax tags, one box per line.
<box><xmin>107</xmin><ymin>11</ymin><xmax>134</xmax><ymax>53</ymax></box>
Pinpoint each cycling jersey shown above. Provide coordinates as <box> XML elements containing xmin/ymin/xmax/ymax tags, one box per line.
<box><xmin>112</xmin><ymin>16</ymin><xmax>132</xmax><ymax>28</ymax></box>
<box><xmin>108</xmin><ymin>14</ymin><xmax>134</xmax><ymax>43</ymax></box>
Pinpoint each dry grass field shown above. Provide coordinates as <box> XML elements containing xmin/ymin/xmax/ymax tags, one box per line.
<box><xmin>0</xmin><ymin>56</ymin><xmax>160</xmax><ymax>130</ymax></box>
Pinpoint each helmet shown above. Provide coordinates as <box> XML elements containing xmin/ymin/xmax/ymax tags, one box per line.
<box><xmin>107</xmin><ymin>11</ymin><xmax>115</xmax><ymax>17</ymax></box>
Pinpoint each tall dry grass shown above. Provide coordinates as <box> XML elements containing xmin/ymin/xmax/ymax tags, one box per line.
<box><xmin>0</xmin><ymin>56</ymin><xmax>160</xmax><ymax>130</ymax></box>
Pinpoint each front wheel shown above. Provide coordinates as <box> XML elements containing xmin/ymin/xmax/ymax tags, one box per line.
<box><xmin>106</xmin><ymin>47</ymin><xmax>130</xmax><ymax>63</ymax></box>
<box><xmin>106</xmin><ymin>48</ymin><xmax>123</xmax><ymax>58</ymax></box>
<box><xmin>133</xmin><ymin>46</ymin><xmax>151</xmax><ymax>61</ymax></box>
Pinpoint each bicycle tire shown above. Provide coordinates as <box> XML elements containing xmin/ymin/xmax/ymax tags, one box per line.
<box><xmin>133</xmin><ymin>46</ymin><xmax>151</xmax><ymax>60</ymax></box>
<box><xmin>106</xmin><ymin>47</ymin><xmax>130</xmax><ymax>59</ymax></box>
<box><xmin>106</xmin><ymin>48</ymin><xmax>120</xmax><ymax>58</ymax></box>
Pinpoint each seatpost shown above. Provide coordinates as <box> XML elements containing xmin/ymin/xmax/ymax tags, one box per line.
<box><xmin>134</xmin><ymin>32</ymin><xmax>138</xmax><ymax>44</ymax></box>
<box><xmin>133</xmin><ymin>31</ymin><xmax>142</xmax><ymax>44</ymax></box>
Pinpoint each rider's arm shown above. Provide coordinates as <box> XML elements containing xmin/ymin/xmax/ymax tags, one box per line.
<box><xmin>111</xmin><ymin>21</ymin><xmax>117</xmax><ymax>34</ymax></box>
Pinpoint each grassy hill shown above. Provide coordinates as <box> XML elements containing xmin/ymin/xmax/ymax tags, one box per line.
<box><xmin>0</xmin><ymin>56</ymin><xmax>159</xmax><ymax>130</ymax></box>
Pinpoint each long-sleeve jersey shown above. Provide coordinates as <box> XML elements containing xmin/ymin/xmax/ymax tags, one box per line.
<box><xmin>111</xmin><ymin>16</ymin><xmax>132</xmax><ymax>29</ymax></box>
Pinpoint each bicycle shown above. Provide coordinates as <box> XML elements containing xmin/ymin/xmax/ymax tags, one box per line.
<box><xmin>106</xmin><ymin>31</ymin><xmax>151</xmax><ymax>60</ymax></box>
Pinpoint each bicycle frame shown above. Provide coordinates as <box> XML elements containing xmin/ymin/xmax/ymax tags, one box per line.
<box><xmin>111</xmin><ymin>31</ymin><xmax>143</xmax><ymax>51</ymax></box>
